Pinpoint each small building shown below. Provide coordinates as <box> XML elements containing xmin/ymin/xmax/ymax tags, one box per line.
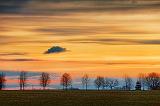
<box><xmin>135</xmin><ymin>81</ymin><xmax>141</xmax><ymax>90</ymax></box>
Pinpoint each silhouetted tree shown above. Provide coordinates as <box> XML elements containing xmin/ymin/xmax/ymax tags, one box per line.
<box><xmin>101</xmin><ymin>77</ymin><xmax>106</xmax><ymax>90</ymax></box>
<box><xmin>138</xmin><ymin>73</ymin><xmax>146</xmax><ymax>90</ymax></box>
<box><xmin>94</xmin><ymin>76</ymin><xmax>105</xmax><ymax>90</ymax></box>
<box><xmin>145</xmin><ymin>72</ymin><xmax>160</xmax><ymax>90</ymax></box>
<box><xmin>19</xmin><ymin>71</ymin><xmax>27</xmax><ymax>90</ymax></box>
<box><xmin>106</xmin><ymin>79</ymin><xmax>119</xmax><ymax>90</ymax></box>
<box><xmin>60</xmin><ymin>73</ymin><xmax>72</xmax><ymax>90</ymax></box>
<box><xmin>0</xmin><ymin>72</ymin><xmax>6</xmax><ymax>90</ymax></box>
<box><xmin>124</xmin><ymin>74</ymin><xmax>133</xmax><ymax>90</ymax></box>
<box><xmin>40</xmin><ymin>72</ymin><xmax>50</xmax><ymax>90</ymax></box>
<box><xmin>81</xmin><ymin>74</ymin><xmax>90</xmax><ymax>90</ymax></box>
<box><xmin>101</xmin><ymin>77</ymin><xmax>106</xmax><ymax>89</ymax></box>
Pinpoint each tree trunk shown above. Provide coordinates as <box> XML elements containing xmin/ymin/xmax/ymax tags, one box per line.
<box><xmin>43</xmin><ymin>87</ymin><xmax>45</xmax><ymax>90</ymax></box>
<box><xmin>111</xmin><ymin>86</ymin><xmax>112</xmax><ymax>90</ymax></box>
<box><xmin>86</xmin><ymin>84</ymin><xmax>87</xmax><ymax>90</ymax></box>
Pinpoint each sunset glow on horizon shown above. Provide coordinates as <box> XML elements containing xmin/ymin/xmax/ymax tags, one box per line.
<box><xmin>0</xmin><ymin>0</ymin><xmax>160</xmax><ymax>78</ymax></box>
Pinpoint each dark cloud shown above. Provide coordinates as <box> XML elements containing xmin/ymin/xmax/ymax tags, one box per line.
<box><xmin>0</xmin><ymin>0</ymin><xmax>160</xmax><ymax>15</ymax></box>
<box><xmin>44</xmin><ymin>46</ymin><xmax>66</xmax><ymax>54</ymax></box>
<box><xmin>0</xmin><ymin>0</ymin><xmax>31</xmax><ymax>14</ymax></box>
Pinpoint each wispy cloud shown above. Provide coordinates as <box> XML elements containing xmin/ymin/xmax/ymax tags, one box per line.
<box><xmin>0</xmin><ymin>0</ymin><xmax>160</xmax><ymax>15</ymax></box>
<box><xmin>65</xmin><ymin>38</ymin><xmax>160</xmax><ymax>45</ymax></box>
<box><xmin>0</xmin><ymin>58</ymin><xmax>41</xmax><ymax>62</ymax></box>
<box><xmin>0</xmin><ymin>52</ymin><xmax>27</xmax><ymax>56</ymax></box>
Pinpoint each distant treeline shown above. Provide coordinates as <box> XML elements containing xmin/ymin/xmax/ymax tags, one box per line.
<box><xmin>0</xmin><ymin>72</ymin><xmax>160</xmax><ymax>90</ymax></box>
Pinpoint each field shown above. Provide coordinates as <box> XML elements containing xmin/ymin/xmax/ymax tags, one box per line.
<box><xmin>0</xmin><ymin>90</ymin><xmax>160</xmax><ymax>106</ymax></box>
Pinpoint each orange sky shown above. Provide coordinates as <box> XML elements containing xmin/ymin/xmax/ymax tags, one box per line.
<box><xmin>0</xmin><ymin>0</ymin><xmax>160</xmax><ymax>78</ymax></box>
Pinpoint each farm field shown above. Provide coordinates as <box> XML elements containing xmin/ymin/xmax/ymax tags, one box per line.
<box><xmin>0</xmin><ymin>90</ymin><xmax>159</xmax><ymax>106</ymax></box>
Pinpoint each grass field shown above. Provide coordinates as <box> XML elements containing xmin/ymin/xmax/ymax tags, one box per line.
<box><xmin>0</xmin><ymin>90</ymin><xmax>159</xmax><ymax>106</ymax></box>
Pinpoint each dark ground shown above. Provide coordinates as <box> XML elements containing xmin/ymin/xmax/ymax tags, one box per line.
<box><xmin>0</xmin><ymin>90</ymin><xmax>159</xmax><ymax>106</ymax></box>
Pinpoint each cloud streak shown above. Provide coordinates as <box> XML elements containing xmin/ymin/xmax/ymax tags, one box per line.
<box><xmin>64</xmin><ymin>38</ymin><xmax>160</xmax><ymax>45</ymax></box>
<box><xmin>0</xmin><ymin>52</ymin><xmax>27</xmax><ymax>56</ymax></box>
<box><xmin>0</xmin><ymin>0</ymin><xmax>160</xmax><ymax>15</ymax></box>
<box><xmin>0</xmin><ymin>58</ymin><xmax>41</xmax><ymax>62</ymax></box>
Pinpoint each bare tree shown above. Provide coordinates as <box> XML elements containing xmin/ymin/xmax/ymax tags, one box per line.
<box><xmin>94</xmin><ymin>76</ymin><xmax>105</xmax><ymax>90</ymax></box>
<box><xmin>60</xmin><ymin>73</ymin><xmax>72</xmax><ymax>90</ymax></box>
<box><xmin>94</xmin><ymin>76</ymin><xmax>101</xmax><ymax>90</ymax></box>
<box><xmin>19</xmin><ymin>71</ymin><xmax>27</xmax><ymax>90</ymax></box>
<box><xmin>101</xmin><ymin>77</ymin><xmax>106</xmax><ymax>89</ymax></box>
<box><xmin>138</xmin><ymin>73</ymin><xmax>146</xmax><ymax>90</ymax></box>
<box><xmin>145</xmin><ymin>72</ymin><xmax>160</xmax><ymax>90</ymax></box>
<box><xmin>123</xmin><ymin>74</ymin><xmax>133</xmax><ymax>90</ymax></box>
<box><xmin>0</xmin><ymin>72</ymin><xmax>6</xmax><ymax>90</ymax></box>
<box><xmin>81</xmin><ymin>74</ymin><xmax>90</xmax><ymax>90</ymax></box>
<box><xmin>40</xmin><ymin>72</ymin><xmax>50</xmax><ymax>90</ymax></box>
<box><xmin>106</xmin><ymin>79</ymin><xmax>119</xmax><ymax>90</ymax></box>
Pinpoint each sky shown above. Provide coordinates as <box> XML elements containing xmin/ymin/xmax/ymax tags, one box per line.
<box><xmin>0</xmin><ymin>0</ymin><xmax>160</xmax><ymax>79</ymax></box>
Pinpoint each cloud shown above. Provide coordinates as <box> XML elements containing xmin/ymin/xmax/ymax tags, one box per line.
<box><xmin>0</xmin><ymin>0</ymin><xmax>160</xmax><ymax>15</ymax></box>
<box><xmin>65</xmin><ymin>38</ymin><xmax>160</xmax><ymax>45</ymax></box>
<box><xmin>0</xmin><ymin>52</ymin><xmax>27</xmax><ymax>56</ymax></box>
<box><xmin>0</xmin><ymin>0</ymin><xmax>31</xmax><ymax>14</ymax></box>
<box><xmin>0</xmin><ymin>58</ymin><xmax>40</xmax><ymax>62</ymax></box>
<box><xmin>44</xmin><ymin>46</ymin><xmax>66</xmax><ymax>54</ymax></box>
<box><xmin>35</xmin><ymin>27</ymin><xmax>108</xmax><ymax>36</ymax></box>
<box><xmin>138</xmin><ymin>40</ymin><xmax>160</xmax><ymax>44</ymax></box>
<box><xmin>2</xmin><ymin>37</ymin><xmax>160</xmax><ymax>46</ymax></box>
